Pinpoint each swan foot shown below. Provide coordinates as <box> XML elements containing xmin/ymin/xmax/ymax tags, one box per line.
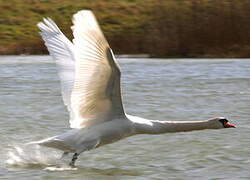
<box><xmin>69</xmin><ymin>153</ymin><xmax>78</xmax><ymax>167</ymax></box>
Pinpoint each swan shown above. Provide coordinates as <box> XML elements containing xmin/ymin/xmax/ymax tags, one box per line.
<box><xmin>31</xmin><ymin>10</ymin><xmax>236</xmax><ymax>167</ymax></box>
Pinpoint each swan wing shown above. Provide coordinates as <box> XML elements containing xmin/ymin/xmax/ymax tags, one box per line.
<box><xmin>37</xmin><ymin>18</ymin><xmax>75</xmax><ymax>112</ymax></box>
<box><xmin>38</xmin><ymin>10</ymin><xmax>125</xmax><ymax>129</ymax></box>
<box><xmin>70</xmin><ymin>10</ymin><xmax>125</xmax><ymax>128</ymax></box>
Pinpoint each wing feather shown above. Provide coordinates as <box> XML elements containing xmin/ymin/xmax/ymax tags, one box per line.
<box><xmin>70</xmin><ymin>10</ymin><xmax>125</xmax><ymax>128</ymax></box>
<box><xmin>37</xmin><ymin>18</ymin><xmax>75</xmax><ymax>111</ymax></box>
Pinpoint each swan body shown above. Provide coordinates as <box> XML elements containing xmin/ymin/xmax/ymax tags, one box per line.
<box><xmin>32</xmin><ymin>10</ymin><xmax>236</xmax><ymax>166</ymax></box>
<box><xmin>36</xmin><ymin>116</ymin><xmax>134</xmax><ymax>154</ymax></box>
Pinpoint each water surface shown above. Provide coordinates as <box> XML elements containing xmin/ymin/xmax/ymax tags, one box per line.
<box><xmin>0</xmin><ymin>56</ymin><xmax>250</xmax><ymax>179</ymax></box>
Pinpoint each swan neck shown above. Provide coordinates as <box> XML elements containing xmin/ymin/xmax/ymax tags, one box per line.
<box><xmin>134</xmin><ymin>119</ymin><xmax>215</xmax><ymax>134</ymax></box>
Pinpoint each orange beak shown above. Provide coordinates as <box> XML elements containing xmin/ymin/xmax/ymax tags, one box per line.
<box><xmin>224</xmin><ymin>122</ymin><xmax>236</xmax><ymax>128</ymax></box>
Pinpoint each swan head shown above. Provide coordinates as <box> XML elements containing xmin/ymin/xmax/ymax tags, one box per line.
<box><xmin>209</xmin><ymin>117</ymin><xmax>236</xmax><ymax>128</ymax></box>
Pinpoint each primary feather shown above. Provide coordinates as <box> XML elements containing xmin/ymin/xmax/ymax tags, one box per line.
<box><xmin>37</xmin><ymin>18</ymin><xmax>75</xmax><ymax>111</ymax></box>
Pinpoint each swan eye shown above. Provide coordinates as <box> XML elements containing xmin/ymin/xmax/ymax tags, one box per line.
<box><xmin>221</xmin><ymin>118</ymin><xmax>228</xmax><ymax>122</ymax></box>
<box><xmin>219</xmin><ymin>118</ymin><xmax>228</xmax><ymax>127</ymax></box>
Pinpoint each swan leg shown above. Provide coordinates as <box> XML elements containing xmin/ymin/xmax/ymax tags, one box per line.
<box><xmin>69</xmin><ymin>153</ymin><xmax>78</xmax><ymax>167</ymax></box>
<box><xmin>60</xmin><ymin>152</ymin><xmax>69</xmax><ymax>159</ymax></box>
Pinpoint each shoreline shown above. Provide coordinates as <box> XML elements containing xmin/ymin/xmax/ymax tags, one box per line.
<box><xmin>0</xmin><ymin>54</ymin><xmax>250</xmax><ymax>59</ymax></box>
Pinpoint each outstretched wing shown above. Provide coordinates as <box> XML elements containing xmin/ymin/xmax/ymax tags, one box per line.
<box><xmin>70</xmin><ymin>10</ymin><xmax>125</xmax><ymax>128</ymax></box>
<box><xmin>38</xmin><ymin>10</ymin><xmax>125</xmax><ymax>129</ymax></box>
<box><xmin>37</xmin><ymin>18</ymin><xmax>75</xmax><ymax>112</ymax></box>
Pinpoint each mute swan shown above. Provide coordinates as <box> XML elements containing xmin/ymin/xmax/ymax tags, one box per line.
<box><xmin>31</xmin><ymin>10</ymin><xmax>236</xmax><ymax>167</ymax></box>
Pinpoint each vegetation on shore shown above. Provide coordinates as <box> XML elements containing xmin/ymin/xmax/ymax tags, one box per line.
<box><xmin>1</xmin><ymin>0</ymin><xmax>250</xmax><ymax>57</ymax></box>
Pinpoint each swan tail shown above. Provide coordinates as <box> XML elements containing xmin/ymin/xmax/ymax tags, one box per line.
<box><xmin>27</xmin><ymin>136</ymin><xmax>75</xmax><ymax>153</ymax></box>
<box><xmin>27</xmin><ymin>129</ymin><xmax>100</xmax><ymax>154</ymax></box>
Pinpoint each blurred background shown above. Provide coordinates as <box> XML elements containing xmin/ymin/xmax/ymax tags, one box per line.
<box><xmin>1</xmin><ymin>0</ymin><xmax>250</xmax><ymax>57</ymax></box>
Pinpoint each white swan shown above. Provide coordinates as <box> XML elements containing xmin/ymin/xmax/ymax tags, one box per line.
<box><xmin>31</xmin><ymin>10</ymin><xmax>236</xmax><ymax>167</ymax></box>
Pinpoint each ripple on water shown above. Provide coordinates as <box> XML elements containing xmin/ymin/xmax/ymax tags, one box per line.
<box><xmin>1</xmin><ymin>57</ymin><xmax>250</xmax><ymax>180</ymax></box>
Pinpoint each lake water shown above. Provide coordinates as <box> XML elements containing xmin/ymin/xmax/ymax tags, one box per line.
<box><xmin>0</xmin><ymin>56</ymin><xmax>250</xmax><ymax>180</ymax></box>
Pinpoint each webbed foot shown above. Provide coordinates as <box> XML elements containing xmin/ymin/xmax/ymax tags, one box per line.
<box><xmin>69</xmin><ymin>153</ymin><xmax>78</xmax><ymax>167</ymax></box>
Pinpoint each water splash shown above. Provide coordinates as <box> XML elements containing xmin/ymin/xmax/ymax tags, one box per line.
<box><xmin>44</xmin><ymin>166</ymin><xmax>77</xmax><ymax>171</ymax></box>
<box><xmin>6</xmin><ymin>144</ymin><xmax>62</xmax><ymax>168</ymax></box>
